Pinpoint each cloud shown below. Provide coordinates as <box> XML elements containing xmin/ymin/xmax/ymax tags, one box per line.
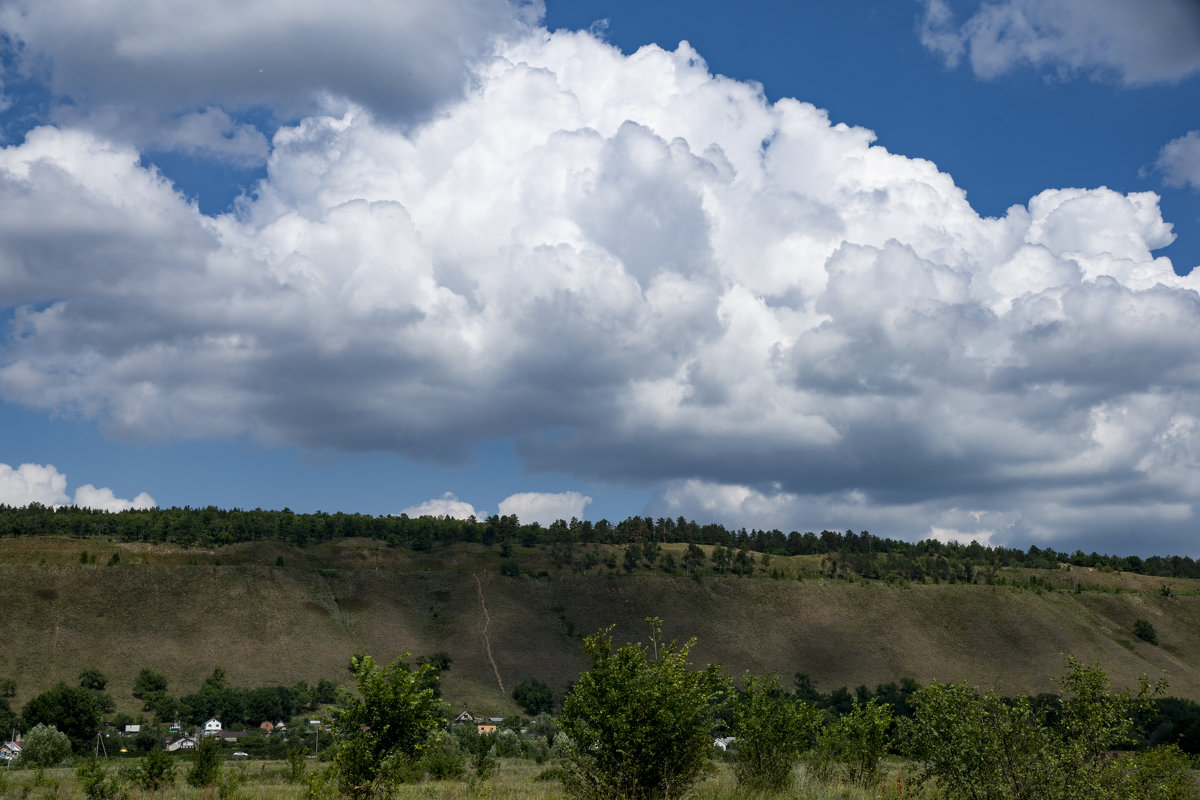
<box><xmin>72</xmin><ymin>484</ymin><xmax>157</xmax><ymax>512</ymax></box>
<box><xmin>498</xmin><ymin>491</ymin><xmax>592</xmax><ymax>526</ymax></box>
<box><xmin>0</xmin><ymin>462</ymin><xmax>154</xmax><ymax>510</ymax></box>
<box><xmin>400</xmin><ymin>492</ymin><xmax>480</xmax><ymax>520</ymax></box>
<box><xmin>1</xmin><ymin>27</ymin><xmax>1199</xmax><ymax>552</ymax></box>
<box><xmin>919</xmin><ymin>0</ymin><xmax>1200</xmax><ymax>84</ymax></box>
<box><xmin>1157</xmin><ymin>130</ymin><xmax>1200</xmax><ymax>190</ymax></box>
<box><xmin>0</xmin><ymin>0</ymin><xmax>543</xmax><ymax>157</ymax></box>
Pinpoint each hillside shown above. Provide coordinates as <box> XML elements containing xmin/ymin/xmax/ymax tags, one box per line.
<box><xmin>2</xmin><ymin>535</ymin><xmax>1198</xmax><ymax>717</ymax></box>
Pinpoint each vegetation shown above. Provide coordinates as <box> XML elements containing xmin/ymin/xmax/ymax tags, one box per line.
<box><xmin>327</xmin><ymin>653</ymin><xmax>446</xmax><ymax>798</ymax></box>
<box><xmin>558</xmin><ymin>618</ymin><xmax>728</xmax><ymax>800</ymax></box>
<box><xmin>19</xmin><ymin>723</ymin><xmax>73</xmax><ymax>768</ymax></box>
<box><xmin>512</xmin><ymin>679</ymin><xmax>556</xmax><ymax>716</ymax></box>
<box><xmin>5</xmin><ymin>501</ymin><xmax>1200</xmax><ymax>582</ymax></box>
<box><xmin>731</xmin><ymin>672</ymin><xmax>819</xmax><ymax>792</ymax></box>
<box><xmin>1135</xmin><ymin>618</ymin><xmax>1160</xmax><ymax>645</ymax></box>
<box><xmin>906</xmin><ymin>656</ymin><xmax>1196</xmax><ymax>799</ymax></box>
<box><xmin>22</xmin><ymin>683</ymin><xmax>104</xmax><ymax>753</ymax></box>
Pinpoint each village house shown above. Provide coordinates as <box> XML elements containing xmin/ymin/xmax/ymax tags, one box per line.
<box><xmin>0</xmin><ymin>741</ymin><xmax>21</xmax><ymax>761</ymax></box>
<box><xmin>203</xmin><ymin>718</ymin><xmax>222</xmax><ymax>737</ymax></box>
<box><xmin>166</xmin><ymin>735</ymin><xmax>198</xmax><ymax>752</ymax></box>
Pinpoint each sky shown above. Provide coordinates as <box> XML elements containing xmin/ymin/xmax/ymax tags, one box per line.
<box><xmin>1</xmin><ymin>0</ymin><xmax>1200</xmax><ymax>556</ymax></box>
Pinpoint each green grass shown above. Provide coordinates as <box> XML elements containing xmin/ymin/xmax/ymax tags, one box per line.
<box><xmin>0</xmin><ymin>758</ymin><xmax>933</xmax><ymax>800</ymax></box>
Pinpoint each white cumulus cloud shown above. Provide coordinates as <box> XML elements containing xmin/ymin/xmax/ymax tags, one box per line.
<box><xmin>1</xmin><ymin>25</ymin><xmax>1199</xmax><ymax>553</ymax></box>
<box><xmin>498</xmin><ymin>491</ymin><xmax>592</xmax><ymax>526</ymax></box>
<box><xmin>919</xmin><ymin>0</ymin><xmax>1200</xmax><ymax>84</ymax></box>
<box><xmin>0</xmin><ymin>462</ymin><xmax>154</xmax><ymax>510</ymax></box>
<box><xmin>400</xmin><ymin>492</ymin><xmax>480</xmax><ymax>520</ymax></box>
<box><xmin>1157</xmin><ymin>130</ymin><xmax>1200</xmax><ymax>190</ymax></box>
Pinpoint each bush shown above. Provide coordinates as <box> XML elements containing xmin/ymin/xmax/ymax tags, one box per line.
<box><xmin>329</xmin><ymin>653</ymin><xmax>444</xmax><ymax>798</ymax></box>
<box><xmin>732</xmin><ymin>672</ymin><xmax>820</xmax><ymax>792</ymax></box>
<box><xmin>286</xmin><ymin>744</ymin><xmax>308</xmax><ymax>782</ymax></box>
<box><xmin>18</xmin><ymin>723</ymin><xmax>72</xmax><ymax>768</ymax></box>
<box><xmin>127</xmin><ymin>747</ymin><xmax>176</xmax><ymax>792</ymax></box>
<box><xmin>807</xmin><ymin>699</ymin><xmax>893</xmax><ymax>787</ymax></box>
<box><xmin>1134</xmin><ymin>619</ymin><xmax>1159</xmax><ymax>645</ymax></box>
<box><xmin>187</xmin><ymin>735</ymin><xmax>224</xmax><ymax>787</ymax></box>
<box><xmin>77</xmin><ymin>757</ymin><xmax>121</xmax><ymax>800</ymax></box>
<box><xmin>906</xmin><ymin>656</ymin><xmax>1192</xmax><ymax>800</ymax></box>
<box><xmin>420</xmin><ymin>732</ymin><xmax>465</xmax><ymax>780</ymax></box>
<box><xmin>558</xmin><ymin>618</ymin><xmax>728</xmax><ymax>800</ymax></box>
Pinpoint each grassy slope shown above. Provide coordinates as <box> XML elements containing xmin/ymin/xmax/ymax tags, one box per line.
<box><xmin>2</xmin><ymin>536</ymin><xmax>1198</xmax><ymax>716</ymax></box>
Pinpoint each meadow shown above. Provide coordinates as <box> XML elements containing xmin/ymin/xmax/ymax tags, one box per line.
<box><xmin>0</xmin><ymin>757</ymin><xmax>918</xmax><ymax>800</ymax></box>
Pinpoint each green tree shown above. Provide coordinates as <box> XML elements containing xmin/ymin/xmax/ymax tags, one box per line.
<box><xmin>512</xmin><ymin>679</ymin><xmax>555</xmax><ymax>716</ymax></box>
<box><xmin>18</xmin><ymin>723</ymin><xmax>72</xmax><ymax>768</ymax></box>
<box><xmin>329</xmin><ymin>653</ymin><xmax>445</xmax><ymax>798</ymax></box>
<box><xmin>78</xmin><ymin>668</ymin><xmax>108</xmax><ymax>691</ymax></box>
<box><xmin>906</xmin><ymin>656</ymin><xmax>1192</xmax><ymax>800</ymax></box>
<box><xmin>732</xmin><ymin>672</ymin><xmax>820</xmax><ymax>793</ymax></box>
<box><xmin>0</xmin><ymin>678</ymin><xmax>15</xmax><ymax>697</ymax></box>
<box><xmin>558</xmin><ymin>618</ymin><xmax>728</xmax><ymax>800</ymax></box>
<box><xmin>132</xmin><ymin>668</ymin><xmax>168</xmax><ymax>700</ymax></box>
<box><xmin>22</xmin><ymin>683</ymin><xmax>103</xmax><ymax>753</ymax></box>
<box><xmin>187</xmin><ymin>735</ymin><xmax>225</xmax><ymax>787</ymax></box>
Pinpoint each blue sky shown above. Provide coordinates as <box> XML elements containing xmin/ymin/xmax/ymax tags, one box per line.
<box><xmin>2</xmin><ymin>0</ymin><xmax>1200</xmax><ymax>555</ymax></box>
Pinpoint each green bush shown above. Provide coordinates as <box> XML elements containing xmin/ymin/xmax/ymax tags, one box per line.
<box><xmin>732</xmin><ymin>672</ymin><xmax>820</xmax><ymax>792</ymax></box>
<box><xmin>806</xmin><ymin>699</ymin><xmax>893</xmax><ymax>787</ymax></box>
<box><xmin>328</xmin><ymin>653</ymin><xmax>444</xmax><ymax>798</ymax></box>
<box><xmin>558</xmin><ymin>618</ymin><xmax>728</xmax><ymax>800</ymax></box>
<box><xmin>1134</xmin><ymin>619</ymin><xmax>1159</xmax><ymax>645</ymax></box>
<box><xmin>76</xmin><ymin>757</ymin><xmax>122</xmax><ymax>800</ymax></box>
<box><xmin>187</xmin><ymin>735</ymin><xmax>224</xmax><ymax>787</ymax></box>
<box><xmin>906</xmin><ymin>656</ymin><xmax>1194</xmax><ymax>800</ymax></box>
<box><xmin>419</xmin><ymin>732</ymin><xmax>465</xmax><ymax>780</ymax></box>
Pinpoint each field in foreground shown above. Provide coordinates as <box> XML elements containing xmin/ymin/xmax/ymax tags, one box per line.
<box><xmin>0</xmin><ymin>757</ymin><xmax>918</xmax><ymax>800</ymax></box>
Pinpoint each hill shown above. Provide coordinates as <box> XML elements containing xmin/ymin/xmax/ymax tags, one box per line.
<box><xmin>1</xmin><ymin>535</ymin><xmax>1198</xmax><ymax>718</ymax></box>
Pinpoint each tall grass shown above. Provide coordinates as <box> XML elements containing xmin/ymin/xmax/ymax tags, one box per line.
<box><xmin>0</xmin><ymin>759</ymin><xmax>932</xmax><ymax>800</ymax></box>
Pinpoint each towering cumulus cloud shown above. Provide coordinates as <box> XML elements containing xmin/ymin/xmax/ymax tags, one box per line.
<box><xmin>0</xmin><ymin>18</ymin><xmax>1197</xmax><ymax>551</ymax></box>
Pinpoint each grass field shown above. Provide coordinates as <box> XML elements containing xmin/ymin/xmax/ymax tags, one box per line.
<box><xmin>0</xmin><ymin>757</ymin><xmax>923</xmax><ymax>800</ymax></box>
<box><xmin>2</xmin><ymin>534</ymin><xmax>1199</xmax><ymax>719</ymax></box>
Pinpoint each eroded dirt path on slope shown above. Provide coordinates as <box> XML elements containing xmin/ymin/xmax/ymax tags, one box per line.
<box><xmin>475</xmin><ymin>573</ymin><xmax>505</xmax><ymax>697</ymax></box>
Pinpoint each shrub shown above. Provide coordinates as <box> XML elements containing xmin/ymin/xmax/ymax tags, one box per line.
<box><xmin>286</xmin><ymin>744</ymin><xmax>308</xmax><ymax>782</ymax></box>
<box><xmin>906</xmin><ymin>656</ymin><xmax>1191</xmax><ymax>800</ymax></box>
<box><xmin>420</xmin><ymin>732</ymin><xmax>465</xmax><ymax>780</ymax></box>
<box><xmin>807</xmin><ymin>699</ymin><xmax>893</xmax><ymax>787</ymax></box>
<box><xmin>77</xmin><ymin>757</ymin><xmax>121</xmax><ymax>800</ymax></box>
<box><xmin>1134</xmin><ymin>619</ymin><xmax>1159</xmax><ymax>645</ymax></box>
<box><xmin>328</xmin><ymin>653</ymin><xmax>444</xmax><ymax>798</ymax></box>
<box><xmin>732</xmin><ymin>672</ymin><xmax>820</xmax><ymax>792</ymax></box>
<box><xmin>558</xmin><ymin>618</ymin><xmax>728</xmax><ymax>800</ymax></box>
<box><xmin>187</xmin><ymin>735</ymin><xmax>224</xmax><ymax>787</ymax></box>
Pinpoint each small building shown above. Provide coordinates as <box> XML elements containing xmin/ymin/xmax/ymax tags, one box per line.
<box><xmin>453</xmin><ymin>710</ymin><xmax>475</xmax><ymax>725</ymax></box>
<box><xmin>167</xmin><ymin>735</ymin><xmax>199</xmax><ymax>752</ymax></box>
<box><xmin>259</xmin><ymin>721</ymin><xmax>275</xmax><ymax>733</ymax></box>
<box><xmin>0</xmin><ymin>741</ymin><xmax>21</xmax><ymax>761</ymax></box>
<box><xmin>124</xmin><ymin>724</ymin><xmax>141</xmax><ymax>735</ymax></box>
<box><xmin>203</xmin><ymin>718</ymin><xmax>222</xmax><ymax>737</ymax></box>
<box><xmin>476</xmin><ymin>722</ymin><xmax>497</xmax><ymax>735</ymax></box>
<box><xmin>713</xmin><ymin>736</ymin><xmax>736</xmax><ymax>751</ymax></box>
